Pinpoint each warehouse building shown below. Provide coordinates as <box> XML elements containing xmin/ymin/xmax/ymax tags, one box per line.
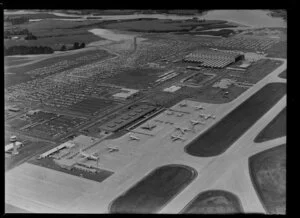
<box><xmin>112</xmin><ymin>88</ymin><xmax>139</xmax><ymax>100</ymax></box>
<box><xmin>183</xmin><ymin>49</ymin><xmax>244</xmax><ymax>68</ymax></box>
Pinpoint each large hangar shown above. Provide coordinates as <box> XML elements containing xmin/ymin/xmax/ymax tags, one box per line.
<box><xmin>183</xmin><ymin>49</ymin><xmax>244</xmax><ymax>68</ymax></box>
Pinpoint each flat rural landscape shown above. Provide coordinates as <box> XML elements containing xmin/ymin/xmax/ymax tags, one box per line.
<box><xmin>5</xmin><ymin>9</ymin><xmax>286</xmax><ymax>214</ymax></box>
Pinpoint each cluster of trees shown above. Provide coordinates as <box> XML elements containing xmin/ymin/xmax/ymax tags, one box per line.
<box><xmin>24</xmin><ymin>33</ymin><xmax>37</xmax><ymax>40</ymax></box>
<box><xmin>4</xmin><ymin>16</ymin><xmax>29</xmax><ymax>25</ymax></box>
<box><xmin>4</xmin><ymin>28</ymin><xmax>37</xmax><ymax>40</ymax></box>
<box><xmin>4</xmin><ymin>45</ymin><xmax>54</xmax><ymax>56</ymax></box>
<box><xmin>60</xmin><ymin>42</ymin><xmax>86</xmax><ymax>51</ymax></box>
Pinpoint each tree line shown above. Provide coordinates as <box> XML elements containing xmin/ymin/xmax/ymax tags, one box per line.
<box><xmin>4</xmin><ymin>16</ymin><xmax>29</xmax><ymax>25</ymax></box>
<box><xmin>4</xmin><ymin>45</ymin><xmax>54</xmax><ymax>56</ymax></box>
<box><xmin>4</xmin><ymin>28</ymin><xmax>37</xmax><ymax>40</ymax></box>
<box><xmin>60</xmin><ymin>42</ymin><xmax>86</xmax><ymax>51</ymax></box>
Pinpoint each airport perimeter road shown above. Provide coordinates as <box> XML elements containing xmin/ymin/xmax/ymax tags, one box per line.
<box><xmin>5</xmin><ymin>58</ymin><xmax>286</xmax><ymax>213</ymax></box>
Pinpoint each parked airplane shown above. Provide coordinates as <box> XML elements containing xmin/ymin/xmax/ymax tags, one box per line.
<box><xmin>106</xmin><ymin>146</ymin><xmax>119</xmax><ymax>153</ymax></box>
<box><xmin>190</xmin><ymin>119</ymin><xmax>205</xmax><ymax>126</ymax></box>
<box><xmin>171</xmin><ymin>134</ymin><xmax>186</xmax><ymax>142</ymax></box>
<box><xmin>175</xmin><ymin>126</ymin><xmax>191</xmax><ymax>134</ymax></box>
<box><xmin>141</xmin><ymin>122</ymin><xmax>156</xmax><ymax>130</ymax></box>
<box><xmin>79</xmin><ymin>149</ymin><xmax>99</xmax><ymax>161</ymax></box>
<box><xmin>166</xmin><ymin>111</ymin><xmax>174</xmax><ymax>115</ymax></box>
<box><xmin>129</xmin><ymin>133</ymin><xmax>140</xmax><ymax>141</ymax></box>
<box><xmin>199</xmin><ymin>113</ymin><xmax>216</xmax><ymax>120</ymax></box>
<box><xmin>179</xmin><ymin>100</ymin><xmax>187</xmax><ymax>107</ymax></box>
<box><xmin>194</xmin><ymin>104</ymin><xmax>204</xmax><ymax>110</ymax></box>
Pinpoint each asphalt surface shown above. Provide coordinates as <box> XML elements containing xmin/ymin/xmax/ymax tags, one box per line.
<box><xmin>185</xmin><ymin>83</ymin><xmax>286</xmax><ymax>157</ymax></box>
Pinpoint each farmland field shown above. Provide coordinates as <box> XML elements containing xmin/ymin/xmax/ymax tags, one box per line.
<box><xmin>249</xmin><ymin>144</ymin><xmax>286</xmax><ymax>214</ymax></box>
<box><xmin>185</xmin><ymin>83</ymin><xmax>286</xmax><ymax>157</ymax></box>
<box><xmin>181</xmin><ymin>190</ymin><xmax>243</xmax><ymax>214</ymax></box>
<box><xmin>254</xmin><ymin>108</ymin><xmax>286</xmax><ymax>143</ymax></box>
<box><xmin>110</xmin><ymin>165</ymin><xmax>197</xmax><ymax>213</ymax></box>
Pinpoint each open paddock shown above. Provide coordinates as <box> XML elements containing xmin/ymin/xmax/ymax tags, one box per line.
<box><xmin>249</xmin><ymin>144</ymin><xmax>286</xmax><ymax>214</ymax></box>
<box><xmin>109</xmin><ymin>164</ymin><xmax>197</xmax><ymax>213</ymax></box>
<box><xmin>102</xmin><ymin>19</ymin><xmax>234</xmax><ymax>33</ymax></box>
<box><xmin>254</xmin><ymin>107</ymin><xmax>286</xmax><ymax>143</ymax></box>
<box><xmin>5</xmin><ymin>56</ymin><xmax>33</xmax><ymax>67</ymax></box>
<box><xmin>279</xmin><ymin>70</ymin><xmax>286</xmax><ymax>79</ymax></box>
<box><xmin>181</xmin><ymin>190</ymin><xmax>243</xmax><ymax>214</ymax></box>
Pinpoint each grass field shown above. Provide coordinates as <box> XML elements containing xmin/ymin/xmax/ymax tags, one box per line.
<box><xmin>279</xmin><ymin>70</ymin><xmax>286</xmax><ymax>79</ymax></box>
<box><xmin>266</xmin><ymin>41</ymin><xmax>287</xmax><ymax>58</ymax></box>
<box><xmin>68</xmin><ymin>98</ymin><xmax>115</xmax><ymax>115</ymax></box>
<box><xmin>254</xmin><ymin>108</ymin><xmax>286</xmax><ymax>143</ymax></box>
<box><xmin>102</xmin><ymin>19</ymin><xmax>234</xmax><ymax>33</ymax></box>
<box><xmin>109</xmin><ymin>164</ymin><xmax>197</xmax><ymax>213</ymax></box>
<box><xmin>185</xmin><ymin>83</ymin><xmax>286</xmax><ymax>157</ymax></box>
<box><xmin>5</xmin><ymin>56</ymin><xmax>33</xmax><ymax>66</ymax></box>
<box><xmin>249</xmin><ymin>144</ymin><xmax>286</xmax><ymax>214</ymax></box>
<box><xmin>4</xmin><ymin>19</ymin><xmax>103</xmax><ymax>50</ymax></box>
<box><xmin>5</xmin><ymin>49</ymin><xmax>112</xmax><ymax>87</ymax></box>
<box><xmin>181</xmin><ymin>190</ymin><xmax>243</xmax><ymax>214</ymax></box>
<box><xmin>105</xmin><ymin>67</ymin><xmax>163</xmax><ymax>89</ymax></box>
<box><xmin>5</xmin><ymin>12</ymin><xmax>82</xmax><ymax>19</ymax></box>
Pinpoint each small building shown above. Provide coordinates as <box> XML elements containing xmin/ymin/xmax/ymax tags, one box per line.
<box><xmin>112</xmin><ymin>88</ymin><xmax>139</xmax><ymax>100</ymax></box>
<box><xmin>163</xmin><ymin>85</ymin><xmax>182</xmax><ymax>93</ymax></box>
<box><xmin>5</xmin><ymin>141</ymin><xmax>23</xmax><ymax>153</ymax></box>
<box><xmin>238</xmin><ymin>62</ymin><xmax>251</xmax><ymax>69</ymax></box>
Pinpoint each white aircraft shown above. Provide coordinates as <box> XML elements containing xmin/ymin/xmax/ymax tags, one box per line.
<box><xmin>79</xmin><ymin>149</ymin><xmax>99</xmax><ymax>161</ymax></box>
<box><xmin>194</xmin><ymin>104</ymin><xmax>204</xmax><ymax>110</ymax></box>
<box><xmin>175</xmin><ymin>126</ymin><xmax>191</xmax><ymax>134</ymax></box>
<box><xmin>199</xmin><ymin>113</ymin><xmax>216</xmax><ymax>120</ymax></box>
<box><xmin>179</xmin><ymin>101</ymin><xmax>187</xmax><ymax>107</ymax></box>
<box><xmin>129</xmin><ymin>133</ymin><xmax>140</xmax><ymax>141</ymax></box>
<box><xmin>106</xmin><ymin>146</ymin><xmax>119</xmax><ymax>153</ymax></box>
<box><xmin>190</xmin><ymin>119</ymin><xmax>205</xmax><ymax>126</ymax></box>
<box><xmin>166</xmin><ymin>111</ymin><xmax>174</xmax><ymax>116</ymax></box>
<box><xmin>171</xmin><ymin>134</ymin><xmax>186</xmax><ymax>142</ymax></box>
<box><xmin>141</xmin><ymin>122</ymin><xmax>156</xmax><ymax>130</ymax></box>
